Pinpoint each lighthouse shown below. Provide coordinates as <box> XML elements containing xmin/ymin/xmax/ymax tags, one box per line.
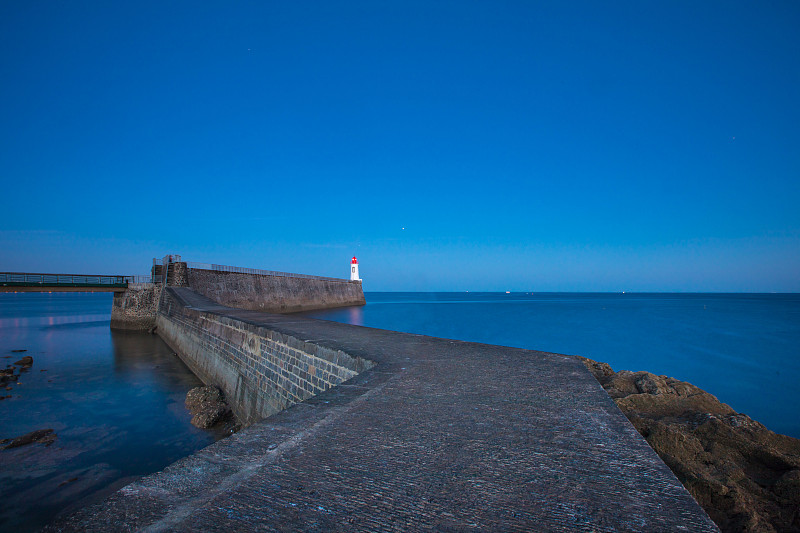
<box><xmin>350</xmin><ymin>256</ymin><xmax>361</xmax><ymax>282</ymax></box>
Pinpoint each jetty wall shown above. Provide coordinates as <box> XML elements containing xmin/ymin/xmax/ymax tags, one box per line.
<box><xmin>110</xmin><ymin>260</ymin><xmax>364</xmax><ymax>330</ymax></box>
<box><xmin>53</xmin><ymin>285</ymin><xmax>719</xmax><ymax>532</ymax></box>
<box><xmin>155</xmin><ymin>287</ymin><xmax>373</xmax><ymax>425</ymax></box>
<box><xmin>185</xmin><ymin>268</ymin><xmax>365</xmax><ymax>313</ymax></box>
<box><xmin>110</xmin><ymin>284</ymin><xmax>162</xmax><ymax>330</ymax></box>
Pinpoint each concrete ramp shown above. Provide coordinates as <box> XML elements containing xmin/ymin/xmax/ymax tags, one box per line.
<box><xmin>47</xmin><ymin>288</ymin><xmax>719</xmax><ymax>532</ymax></box>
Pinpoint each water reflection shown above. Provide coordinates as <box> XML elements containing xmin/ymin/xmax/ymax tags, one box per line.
<box><xmin>0</xmin><ymin>293</ymin><xmax>228</xmax><ymax>533</ymax></box>
<box><xmin>111</xmin><ymin>331</ymin><xmax>205</xmax><ymax>399</ymax></box>
<box><xmin>0</xmin><ymin>314</ymin><xmax>110</xmax><ymax>329</ymax></box>
<box><xmin>296</xmin><ymin>304</ymin><xmax>365</xmax><ymax>326</ymax></box>
<box><xmin>346</xmin><ymin>306</ymin><xmax>364</xmax><ymax>326</ymax></box>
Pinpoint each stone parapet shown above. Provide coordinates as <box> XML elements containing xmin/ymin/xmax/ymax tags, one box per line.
<box><xmin>156</xmin><ymin>288</ymin><xmax>373</xmax><ymax>425</ymax></box>
<box><xmin>170</xmin><ymin>262</ymin><xmax>188</xmax><ymax>287</ymax></box>
<box><xmin>186</xmin><ymin>268</ymin><xmax>365</xmax><ymax>313</ymax></box>
<box><xmin>110</xmin><ymin>284</ymin><xmax>162</xmax><ymax>330</ymax></box>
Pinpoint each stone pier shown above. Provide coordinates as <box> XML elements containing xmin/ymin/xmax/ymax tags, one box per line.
<box><xmin>49</xmin><ymin>287</ymin><xmax>719</xmax><ymax>532</ymax></box>
<box><xmin>110</xmin><ymin>257</ymin><xmax>366</xmax><ymax>330</ymax></box>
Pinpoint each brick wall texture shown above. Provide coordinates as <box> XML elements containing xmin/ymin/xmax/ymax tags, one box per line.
<box><xmin>156</xmin><ymin>289</ymin><xmax>373</xmax><ymax>425</ymax></box>
<box><xmin>110</xmin><ymin>284</ymin><xmax>163</xmax><ymax>330</ymax></box>
<box><xmin>170</xmin><ymin>262</ymin><xmax>189</xmax><ymax>287</ymax></box>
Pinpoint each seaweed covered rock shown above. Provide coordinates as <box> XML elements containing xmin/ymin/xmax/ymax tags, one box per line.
<box><xmin>3</xmin><ymin>429</ymin><xmax>56</xmax><ymax>449</ymax></box>
<box><xmin>579</xmin><ymin>356</ymin><xmax>800</xmax><ymax>533</ymax></box>
<box><xmin>185</xmin><ymin>385</ymin><xmax>232</xmax><ymax>429</ymax></box>
<box><xmin>0</xmin><ymin>367</ymin><xmax>15</xmax><ymax>384</ymax></box>
<box><xmin>14</xmin><ymin>356</ymin><xmax>33</xmax><ymax>367</ymax></box>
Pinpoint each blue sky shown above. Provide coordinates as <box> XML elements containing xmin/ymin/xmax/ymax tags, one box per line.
<box><xmin>1</xmin><ymin>1</ymin><xmax>798</xmax><ymax>291</ymax></box>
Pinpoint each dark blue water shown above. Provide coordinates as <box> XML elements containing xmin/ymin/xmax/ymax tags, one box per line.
<box><xmin>0</xmin><ymin>293</ymin><xmax>230</xmax><ymax>533</ymax></box>
<box><xmin>299</xmin><ymin>292</ymin><xmax>800</xmax><ymax>439</ymax></box>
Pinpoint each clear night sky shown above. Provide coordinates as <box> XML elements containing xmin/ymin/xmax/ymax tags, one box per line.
<box><xmin>1</xmin><ymin>2</ymin><xmax>798</xmax><ymax>291</ymax></box>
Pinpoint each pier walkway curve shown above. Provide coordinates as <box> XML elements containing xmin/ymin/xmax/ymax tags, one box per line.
<box><xmin>47</xmin><ymin>288</ymin><xmax>719</xmax><ymax>532</ymax></box>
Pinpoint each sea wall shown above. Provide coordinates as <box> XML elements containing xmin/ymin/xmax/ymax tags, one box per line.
<box><xmin>110</xmin><ymin>284</ymin><xmax>162</xmax><ymax>331</ymax></box>
<box><xmin>186</xmin><ymin>268</ymin><xmax>365</xmax><ymax>313</ymax></box>
<box><xmin>155</xmin><ymin>287</ymin><xmax>374</xmax><ymax>425</ymax></box>
<box><xmin>50</xmin><ymin>286</ymin><xmax>719</xmax><ymax>532</ymax></box>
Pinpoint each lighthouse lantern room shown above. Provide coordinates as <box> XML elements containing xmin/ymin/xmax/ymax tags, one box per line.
<box><xmin>350</xmin><ymin>257</ymin><xmax>361</xmax><ymax>282</ymax></box>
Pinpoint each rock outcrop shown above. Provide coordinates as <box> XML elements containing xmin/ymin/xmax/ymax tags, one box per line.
<box><xmin>14</xmin><ymin>356</ymin><xmax>33</xmax><ymax>367</ymax></box>
<box><xmin>2</xmin><ymin>355</ymin><xmax>33</xmax><ymax>390</ymax></box>
<box><xmin>579</xmin><ymin>357</ymin><xmax>800</xmax><ymax>533</ymax></box>
<box><xmin>0</xmin><ymin>367</ymin><xmax>15</xmax><ymax>384</ymax></box>
<box><xmin>184</xmin><ymin>386</ymin><xmax>232</xmax><ymax>429</ymax></box>
<box><xmin>2</xmin><ymin>429</ymin><xmax>57</xmax><ymax>449</ymax></box>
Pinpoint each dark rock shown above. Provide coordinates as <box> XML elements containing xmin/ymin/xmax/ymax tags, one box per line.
<box><xmin>634</xmin><ymin>372</ymin><xmax>670</xmax><ymax>395</ymax></box>
<box><xmin>582</xmin><ymin>358</ymin><xmax>614</xmax><ymax>379</ymax></box>
<box><xmin>190</xmin><ymin>403</ymin><xmax>232</xmax><ymax>429</ymax></box>
<box><xmin>774</xmin><ymin>470</ymin><xmax>800</xmax><ymax>500</ymax></box>
<box><xmin>14</xmin><ymin>356</ymin><xmax>33</xmax><ymax>366</ymax></box>
<box><xmin>3</xmin><ymin>429</ymin><xmax>57</xmax><ymax>449</ymax></box>
<box><xmin>11</xmin><ymin>349</ymin><xmax>27</xmax><ymax>353</ymax></box>
<box><xmin>185</xmin><ymin>386</ymin><xmax>232</xmax><ymax>429</ymax></box>
<box><xmin>185</xmin><ymin>385</ymin><xmax>224</xmax><ymax>411</ymax></box>
<box><xmin>578</xmin><ymin>356</ymin><xmax>800</xmax><ymax>533</ymax></box>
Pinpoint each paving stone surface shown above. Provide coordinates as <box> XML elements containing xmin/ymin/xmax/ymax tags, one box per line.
<box><xmin>46</xmin><ymin>289</ymin><xmax>719</xmax><ymax>532</ymax></box>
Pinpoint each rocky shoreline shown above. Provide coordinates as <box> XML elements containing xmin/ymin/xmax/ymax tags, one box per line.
<box><xmin>579</xmin><ymin>357</ymin><xmax>800</xmax><ymax>533</ymax></box>
<box><xmin>1</xmin><ymin>353</ymin><xmax>35</xmax><ymax>401</ymax></box>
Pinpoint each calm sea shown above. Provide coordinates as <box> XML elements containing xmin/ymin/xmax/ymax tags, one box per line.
<box><xmin>0</xmin><ymin>293</ymin><xmax>229</xmax><ymax>533</ymax></box>
<box><xmin>300</xmin><ymin>292</ymin><xmax>800</xmax><ymax>440</ymax></box>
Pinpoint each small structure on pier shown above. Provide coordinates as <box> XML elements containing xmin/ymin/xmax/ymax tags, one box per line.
<box><xmin>350</xmin><ymin>256</ymin><xmax>361</xmax><ymax>282</ymax></box>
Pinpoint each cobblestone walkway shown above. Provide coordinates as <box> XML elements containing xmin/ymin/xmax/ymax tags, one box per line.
<box><xmin>47</xmin><ymin>289</ymin><xmax>718</xmax><ymax>532</ymax></box>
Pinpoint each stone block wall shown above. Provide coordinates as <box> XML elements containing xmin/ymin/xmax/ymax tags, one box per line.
<box><xmin>155</xmin><ymin>288</ymin><xmax>374</xmax><ymax>425</ymax></box>
<box><xmin>186</xmin><ymin>269</ymin><xmax>365</xmax><ymax>313</ymax></box>
<box><xmin>110</xmin><ymin>284</ymin><xmax>163</xmax><ymax>330</ymax></box>
<box><xmin>169</xmin><ymin>262</ymin><xmax>188</xmax><ymax>287</ymax></box>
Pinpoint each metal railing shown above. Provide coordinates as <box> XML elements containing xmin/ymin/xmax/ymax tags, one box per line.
<box><xmin>124</xmin><ymin>275</ymin><xmax>160</xmax><ymax>284</ymax></box>
<box><xmin>0</xmin><ymin>272</ymin><xmax>129</xmax><ymax>287</ymax></box>
<box><xmin>0</xmin><ymin>273</ymin><xmax>164</xmax><ymax>287</ymax></box>
<box><xmin>1</xmin><ymin>261</ymin><xmax>352</xmax><ymax>289</ymax></box>
<box><xmin>185</xmin><ymin>262</ymin><xmax>351</xmax><ymax>283</ymax></box>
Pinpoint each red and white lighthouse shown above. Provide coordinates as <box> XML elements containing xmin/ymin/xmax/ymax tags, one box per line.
<box><xmin>350</xmin><ymin>256</ymin><xmax>361</xmax><ymax>282</ymax></box>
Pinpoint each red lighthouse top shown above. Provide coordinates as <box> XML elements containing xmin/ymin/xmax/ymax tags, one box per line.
<box><xmin>351</xmin><ymin>256</ymin><xmax>358</xmax><ymax>264</ymax></box>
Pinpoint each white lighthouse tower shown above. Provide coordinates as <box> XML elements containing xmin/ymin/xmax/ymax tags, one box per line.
<box><xmin>350</xmin><ymin>256</ymin><xmax>361</xmax><ymax>282</ymax></box>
